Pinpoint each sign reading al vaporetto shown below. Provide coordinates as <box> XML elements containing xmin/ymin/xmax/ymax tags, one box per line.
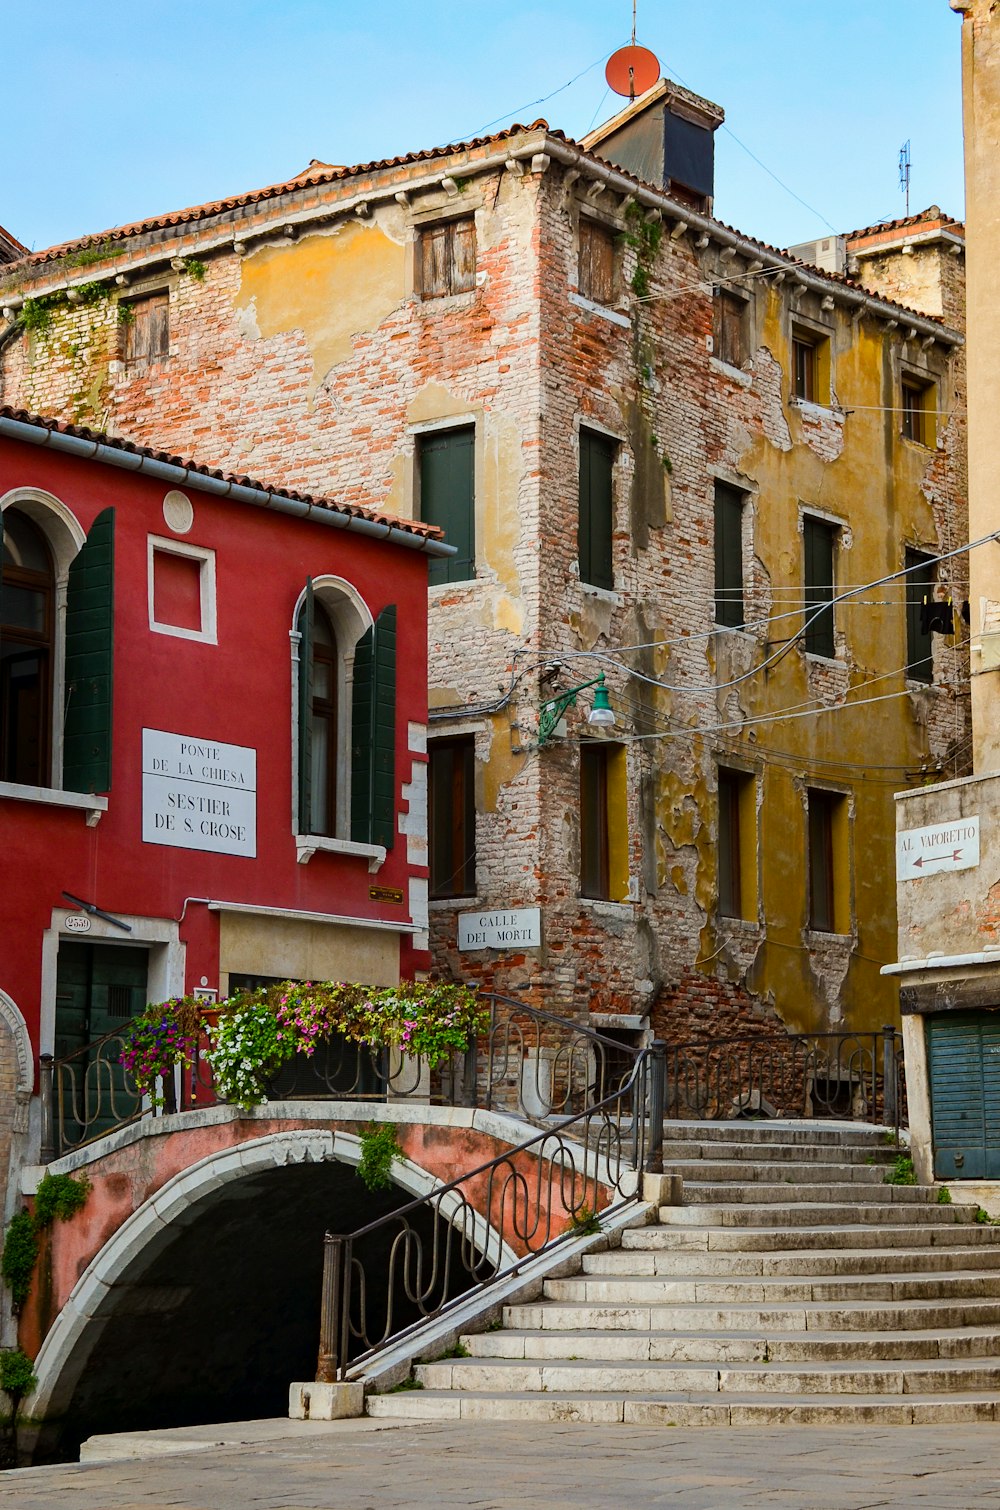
<box><xmin>896</xmin><ymin>815</ymin><xmax>980</xmax><ymax>881</ymax></box>
<box><xmin>142</xmin><ymin>729</ymin><xmax>257</xmax><ymax>858</ymax></box>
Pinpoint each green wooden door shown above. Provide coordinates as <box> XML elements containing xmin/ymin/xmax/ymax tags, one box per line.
<box><xmin>420</xmin><ymin>428</ymin><xmax>474</xmax><ymax>585</ymax></box>
<box><xmin>927</xmin><ymin>1011</ymin><xmax>1000</xmax><ymax>1179</ymax></box>
<box><xmin>55</xmin><ymin>942</ymin><xmax>148</xmax><ymax>1143</ymax></box>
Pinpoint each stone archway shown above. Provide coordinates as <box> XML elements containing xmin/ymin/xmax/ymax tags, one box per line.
<box><xmin>26</xmin><ymin>1128</ymin><xmax>514</xmax><ymax>1429</ymax></box>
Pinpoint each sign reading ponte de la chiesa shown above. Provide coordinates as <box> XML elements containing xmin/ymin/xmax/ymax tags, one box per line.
<box><xmin>142</xmin><ymin>729</ymin><xmax>257</xmax><ymax>858</ymax></box>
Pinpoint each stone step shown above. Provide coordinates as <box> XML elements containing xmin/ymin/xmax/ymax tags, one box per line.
<box><xmin>658</xmin><ymin>1123</ymin><xmax>893</xmax><ymax>1147</ymax></box>
<box><xmin>657</xmin><ymin>1140</ymin><xmax>897</xmax><ymax>1165</ymax></box>
<box><xmin>682</xmin><ymin>1181</ymin><xmax>935</xmax><ymax>1205</ymax></box>
<box><xmin>542</xmin><ymin>1270</ymin><xmax>1000</xmax><ymax>1306</ymax></box>
<box><xmin>366</xmin><ymin>1389</ymin><xmax>1000</xmax><ymax>1426</ymax></box>
<box><xmin>413</xmin><ymin>1355</ymin><xmax>1000</xmax><ymax>1396</ymax></box>
<box><xmin>659</xmin><ymin>1201</ymin><xmax>973</xmax><ymax>1227</ymax></box>
<box><xmin>660</xmin><ymin>1160</ymin><xmax>891</xmax><ymax>1184</ymax></box>
<box><xmin>463</xmin><ymin>1324</ymin><xmax>1000</xmax><ymax>1365</ymax></box>
<box><xmin>581</xmin><ymin>1246</ymin><xmax>1000</xmax><ymax>1278</ymax></box>
<box><xmin>504</xmin><ymin>1298</ymin><xmax>1000</xmax><ymax>1333</ymax></box>
<box><xmin>624</xmin><ymin>1223</ymin><xmax>1000</xmax><ymax>1252</ymax></box>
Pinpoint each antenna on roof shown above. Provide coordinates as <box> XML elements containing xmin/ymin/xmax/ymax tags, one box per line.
<box><xmin>899</xmin><ymin>140</ymin><xmax>911</xmax><ymax>217</ymax></box>
<box><xmin>606</xmin><ymin>2</ymin><xmax>660</xmax><ymax>101</ymax></box>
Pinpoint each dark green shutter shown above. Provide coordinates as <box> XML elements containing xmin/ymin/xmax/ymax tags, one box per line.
<box><xmin>803</xmin><ymin>516</ymin><xmax>835</xmax><ymax>658</ymax></box>
<box><xmin>714</xmin><ymin>483</ymin><xmax>744</xmax><ymax>628</ymax></box>
<box><xmin>296</xmin><ymin>579</ymin><xmax>315</xmax><ymax>833</ymax></box>
<box><xmin>420</xmin><ymin>428</ymin><xmax>475</xmax><ymax>586</ymax></box>
<box><xmin>63</xmin><ymin>507</ymin><xmax>115</xmax><ymax>794</ymax></box>
<box><xmin>905</xmin><ymin>549</ymin><xmax>935</xmax><ymax>684</ymax></box>
<box><xmin>351</xmin><ymin>606</ymin><xmax>397</xmax><ymax>849</ymax></box>
<box><xmin>579</xmin><ymin>429</ymin><xmax>615</xmax><ymax>590</ymax></box>
<box><xmin>927</xmin><ymin>1012</ymin><xmax>1000</xmax><ymax>1180</ymax></box>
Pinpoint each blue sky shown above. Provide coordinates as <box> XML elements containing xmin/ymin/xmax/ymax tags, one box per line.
<box><xmin>6</xmin><ymin>0</ymin><xmax>963</xmax><ymax>255</ymax></box>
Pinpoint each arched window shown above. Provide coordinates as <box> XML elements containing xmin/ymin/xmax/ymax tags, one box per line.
<box><xmin>294</xmin><ymin>578</ymin><xmax>398</xmax><ymax>851</ymax></box>
<box><xmin>1</xmin><ymin>509</ymin><xmax>54</xmax><ymax>785</ymax></box>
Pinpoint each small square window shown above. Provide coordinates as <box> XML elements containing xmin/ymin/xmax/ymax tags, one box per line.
<box><xmin>901</xmin><ymin>377</ymin><xmax>936</xmax><ymax>447</ymax></box>
<box><xmin>714</xmin><ymin>290</ymin><xmax>748</xmax><ymax>368</ymax></box>
<box><xmin>418</xmin><ymin>218</ymin><xmax>476</xmax><ymax>299</ymax></box>
<box><xmin>122</xmin><ymin>291</ymin><xmax>169</xmax><ymax>366</ymax></box>
<box><xmin>578</xmin><ymin>218</ymin><xmax>617</xmax><ymax>305</ymax></box>
<box><xmin>147</xmin><ymin>537</ymin><xmax>217</xmax><ymax>644</ymax></box>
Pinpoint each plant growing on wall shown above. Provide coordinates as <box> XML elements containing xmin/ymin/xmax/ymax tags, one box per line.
<box><xmin>0</xmin><ymin>1173</ymin><xmax>92</xmax><ymax>1312</ymax></box>
<box><xmin>356</xmin><ymin>1123</ymin><xmax>404</xmax><ymax>1191</ymax></box>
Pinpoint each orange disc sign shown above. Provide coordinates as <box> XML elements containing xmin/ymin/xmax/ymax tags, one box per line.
<box><xmin>605</xmin><ymin>45</ymin><xmax>660</xmax><ymax>99</ymax></box>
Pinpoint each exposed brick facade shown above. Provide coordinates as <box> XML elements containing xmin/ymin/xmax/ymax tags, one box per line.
<box><xmin>0</xmin><ymin>116</ymin><xmax>969</xmax><ymax>1047</ymax></box>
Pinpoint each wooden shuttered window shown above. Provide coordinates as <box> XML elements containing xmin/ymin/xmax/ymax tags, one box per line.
<box><xmin>63</xmin><ymin>508</ymin><xmax>115</xmax><ymax>794</ymax></box>
<box><xmin>578</xmin><ymin>428</ymin><xmax>616</xmax><ymax>591</ymax></box>
<box><xmin>419</xmin><ymin>218</ymin><xmax>476</xmax><ymax>299</ymax></box>
<box><xmin>580</xmin><ymin>742</ymin><xmax>611</xmax><ymax>900</ymax></box>
<box><xmin>905</xmin><ymin>548</ymin><xmax>935</xmax><ymax>684</ymax></box>
<box><xmin>807</xmin><ymin>787</ymin><xmax>842</xmax><ymax>933</ymax></box>
<box><xmin>803</xmin><ymin>515</ymin><xmax>836</xmax><ymax>659</ymax></box>
<box><xmin>123</xmin><ymin>292</ymin><xmax>169</xmax><ymax>365</ymax></box>
<box><xmin>350</xmin><ymin>604</ymin><xmax>396</xmax><ymax>850</ymax></box>
<box><xmin>419</xmin><ymin>427</ymin><xmax>475</xmax><ymax>585</ymax></box>
<box><xmin>296</xmin><ymin>579</ymin><xmax>315</xmax><ymax>835</ymax></box>
<box><xmin>713</xmin><ymin>482</ymin><xmax>744</xmax><ymax>628</ymax></box>
<box><xmin>717</xmin><ymin>768</ymin><xmax>744</xmax><ymax>920</ymax></box>
<box><xmin>714</xmin><ymin>291</ymin><xmax>748</xmax><ymax>368</ymax></box>
<box><xmin>578</xmin><ymin>218</ymin><xmax>616</xmax><ymax>305</ymax></box>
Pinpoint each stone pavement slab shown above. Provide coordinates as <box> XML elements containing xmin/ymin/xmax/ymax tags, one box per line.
<box><xmin>2</xmin><ymin>1419</ymin><xmax>1000</xmax><ymax>1509</ymax></box>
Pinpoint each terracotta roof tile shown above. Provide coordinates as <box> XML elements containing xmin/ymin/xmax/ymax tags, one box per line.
<box><xmin>0</xmin><ymin>405</ymin><xmax>442</xmax><ymax>543</ymax></box>
<box><xmin>846</xmin><ymin>205</ymin><xmax>963</xmax><ymax>244</ymax></box>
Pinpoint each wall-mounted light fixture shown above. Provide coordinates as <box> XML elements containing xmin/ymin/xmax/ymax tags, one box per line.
<box><xmin>538</xmin><ymin>672</ymin><xmax>616</xmax><ymax>746</ymax></box>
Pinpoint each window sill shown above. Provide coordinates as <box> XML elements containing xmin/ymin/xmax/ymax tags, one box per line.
<box><xmin>790</xmin><ymin>398</ymin><xmax>844</xmax><ymax>423</ymax></box>
<box><xmin>0</xmin><ymin>781</ymin><xmax>107</xmax><ymax>827</ymax></box>
<box><xmin>429</xmin><ymin>577</ymin><xmax>479</xmax><ymax>595</ymax></box>
<box><xmin>710</xmin><ymin>357</ymin><xmax>752</xmax><ymax>388</ymax></box>
<box><xmin>568</xmin><ymin>292</ymin><xmax>630</xmax><ymax>329</ymax></box>
<box><xmin>579</xmin><ymin>897</ymin><xmax>634</xmax><ymax>915</ymax></box>
<box><xmin>804</xmin><ymin>927</ymin><xmax>853</xmax><ymax>942</ymax></box>
<box><xmin>428</xmin><ymin>895</ymin><xmax>478</xmax><ymax>909</ymax></box>
<box><xmin>295</xmin><ymin>834</ymin><xmax>386</xmax><ymax>872</ymax></box>
<box><xmin>804</xmin><ymin>651</ymin><xmax>843</xmax><ymax>668</ymax></box>
<box><xmin>577</xmin><ymin>580</ymin><xmax>621</xmax><ymax>605</ymax></box>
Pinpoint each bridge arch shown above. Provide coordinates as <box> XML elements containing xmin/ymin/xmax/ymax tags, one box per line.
<box><xmin>27</xmin><ymin>1126</ymin><xmax>514</xmax><ymax>1438</ymax></box>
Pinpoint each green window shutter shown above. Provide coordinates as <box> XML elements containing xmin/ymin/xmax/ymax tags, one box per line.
<box><xmin>350</xmin><ymin>607</ymin><xmax>397</xmax><ymax>849</ymax></box>
<box><xmin>905</xmin><ymin>548</ymin><xmax>935</xmax><ymax>684</ymax></box>
<box><xmin>803</xmin><ymin>516</ymin><xmax>835</xmax><ymax>658</ymax></box>
<box><xmin>714</xmin><ymin>483</ymin><xmax>744</xmax><ymax>628</ymax></box>
<box><xmin>578</xmin><ymin>429</ymin><xmax>615</xmax><ymax>590</ymax></box>
<box><xmin>63</xmin><ymin>508</ymin><xmax>115</xmax><ymax>794</ymax></box>
<box><xmin>420</xmin><ymin>427</ymin><xmax>475</xmax><ymax>586</ymax></box>
<box><xmin>296</xmin><ymin>579</ymin><xmax>315</xmax><ymax>833</ymax></box>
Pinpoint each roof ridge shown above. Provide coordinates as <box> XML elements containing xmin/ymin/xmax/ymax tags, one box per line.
<box><xmin>0</xmin><ymin>405</ymin><xmax>442</xmax><ymax>542</ymax></box>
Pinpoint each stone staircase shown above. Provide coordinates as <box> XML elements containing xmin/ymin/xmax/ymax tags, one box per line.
<box><xmin>368</xmin><ymin>1122</ymin><xmax>1000</xmax><ymax>1426</ymax></box>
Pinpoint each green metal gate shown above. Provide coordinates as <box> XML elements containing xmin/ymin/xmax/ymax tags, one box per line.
<box><xmin>927</xmin><ymin>1010</ymin><xmax>1000</xmax><ymax>1179</ymax></box>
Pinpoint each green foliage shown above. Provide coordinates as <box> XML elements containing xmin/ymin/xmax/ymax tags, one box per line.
<box><xmin>119</xmin><ymin>997</ymin><xmax>202</xmax><ymax>1104</ymax></box>
<box><xmin>568</xmin><ymin>1204</ymin><xmax>602</xmax><ymax>1236</ymax></box>
<box><xmin>430</xmin><ymin>1342</ymin><xmax>470</xmax><ymax>1360</ymax></box>
<box><xmin>0</xmin><ymin>1214</ymin><xmax>38</xmax><ymax>1310</ymax></box>
<box><xmin>884</xmin><ymin>1155</ymin><xmax>916</xmax><ymax>1186</ymax></box>
<box><xmin>117</xmin><ymin>301</ymin><xmax>136</xmax><ymax>326</ymax></box>
<box><xmin>33</xmin><ymin>1173</ymin><xmax>91</xmax><ymax>1229</ymax></box>
<box><xmin>387</xmin><ymin>1374</ymin><xmax>424</xmax><ymax>1392</ymax></box>
<box><xmin>20</xmin><ymin>294</ymin><xmax>64</xmax><ymax>335</ymax></box>
<box><xmin>357</xmin><ymin>1123</ymin><xmax>404</xmax><ymax>1192</ymax></box>
<box><xmin>194</xmin><ymin>979</ymin><xmax>486</xmax><ymax>1108</ymax></box>
<box><xmin>623</xmin><ymin>203</ymin><xmax>663</xmax><ymax>301</ymax></box>
<box><xmin>937</xmin><ymin>1185</ymin><xmax>953</xmax><ymax>1205</ymax></box>
<box><xmin>76</xmin><ymin>281</ymin><xmax>108</xmax><ymax>307</ymax></box>
<box><xmin>0</xmin><ymin>1349</ymin><xmax>36</xmax><ymax>1404</ymax></box>
<box><xmin>182</xmin><ymin>258</ymin><xmax>207</xmax><ymax>281</ymax></box>
<box><xmin>485</xmin><ymin>1317</ymin><xmax>503</xmax><ymax>1332</ymax></box>
<box><xmin>64</xmin><ymin>239</ymin><xmax>118</xmax><ymax>270</ymax></box>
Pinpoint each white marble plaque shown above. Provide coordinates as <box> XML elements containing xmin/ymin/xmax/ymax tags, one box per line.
<box><xmin>458</xmin><ymin>907</ymin><xmax>542</xmax><ymax>951</ymax></box>
<box><xmin>142</xmin><ymin>729</ymin><xmax>256</xmax><ymax>858</ymax></box>
<box><xmin>896</xmin><ymin>816</ymin><xmax>979</xmax><ymax>881</ymax></box>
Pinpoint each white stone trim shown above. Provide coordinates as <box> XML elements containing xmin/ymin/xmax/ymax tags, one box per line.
<box><xmin>295</xmin><ymin>834</ymin><xmax>386</xmax><ymax>871</ymax></box>
<box><xmin>0</xmin><ymin>988</ymin><xmax>33</xmax><ymax>1098</ymax></box>
<box><xmin>206</xmin><ymin>899</ymin><xmax>420</xmax><ymax>934</ymax></box>
<box><xmin>0</xmin><ymin>781</ymin><xmax>107</xmax><ymax>824</ymax></box>
<box><xmin>146</xmin><ymin>534</ymin><xmax>218</xmax><ymax>644</ymax></box>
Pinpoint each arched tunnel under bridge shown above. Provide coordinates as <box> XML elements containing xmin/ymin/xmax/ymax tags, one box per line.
<box><xmin>26</xmin><ymin>1139</ymin><xmax>492</xmax><ymax>1461</ymax></box>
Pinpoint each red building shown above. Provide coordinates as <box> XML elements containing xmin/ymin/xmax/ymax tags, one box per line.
<box><xmin>0</xmin><ymin>406</ymin><xmax>447</xmax><ymax>1189</ymax></box>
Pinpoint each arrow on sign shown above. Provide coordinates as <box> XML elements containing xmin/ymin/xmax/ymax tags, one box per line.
<box><xmin>912</xmin><ymin>849</ymin><xmax>963</xmax><ymax>869</ymax></box>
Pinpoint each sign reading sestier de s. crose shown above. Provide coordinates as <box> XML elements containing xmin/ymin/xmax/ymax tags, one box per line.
<box><xmin>458</xmin><ymin>907</ymin><xmax>542</xmax><ymax>951</ymax></box>
<box><xmin>142</xmin><ymin>729</ymin><xmax>257</xmax><ymax>858</ymax></box>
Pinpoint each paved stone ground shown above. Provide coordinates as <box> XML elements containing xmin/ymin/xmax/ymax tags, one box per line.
<box><xmin>2</xmin><ymin>1418</ymin><xmax>1000</xmax><ymax>1509</ymax></box>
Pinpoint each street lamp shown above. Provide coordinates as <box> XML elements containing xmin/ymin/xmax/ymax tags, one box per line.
<box><xmin>537</xmin><ymin>672</ymin><xmax>616</xmax><ymax>746</ymax></box>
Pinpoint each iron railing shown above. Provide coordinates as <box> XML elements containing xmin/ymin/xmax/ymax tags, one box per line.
<box><xmin>663</xmin><ymin>1027</ymin><xmax>906</xmax><ymax>1138</ymax></box>
<box><xmin>39</xmin><ymin>1034</ymin><xmax>151</xmax><ymax>1160</ymax></box>
<box><xmin>316</xmin><ymin>1044</ymin><xmax>664</xmax><ymax>1382</ymax></box>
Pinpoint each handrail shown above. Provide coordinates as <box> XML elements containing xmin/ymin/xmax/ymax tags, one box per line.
<box><xmin>315</xmin><ymin>1041</ymin><xmax>666</xmax><ymax>1382</ymax></box>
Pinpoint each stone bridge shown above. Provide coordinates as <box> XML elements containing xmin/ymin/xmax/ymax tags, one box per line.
<box><xmin>16</xmin><ymin>1100</ymin><xmax>608</xmax><ymax>1457</ymax></box>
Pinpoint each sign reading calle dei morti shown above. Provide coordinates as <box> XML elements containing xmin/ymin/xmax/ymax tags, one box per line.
<box><xmin>458</xmin><ymin>908</ymin><xmax>542</xmax><ymax>951</ymax></box>
<box><xmin>142</xmin><ymin>729</ymin><xmax>257</xmax><ymax>858</ymax></box>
